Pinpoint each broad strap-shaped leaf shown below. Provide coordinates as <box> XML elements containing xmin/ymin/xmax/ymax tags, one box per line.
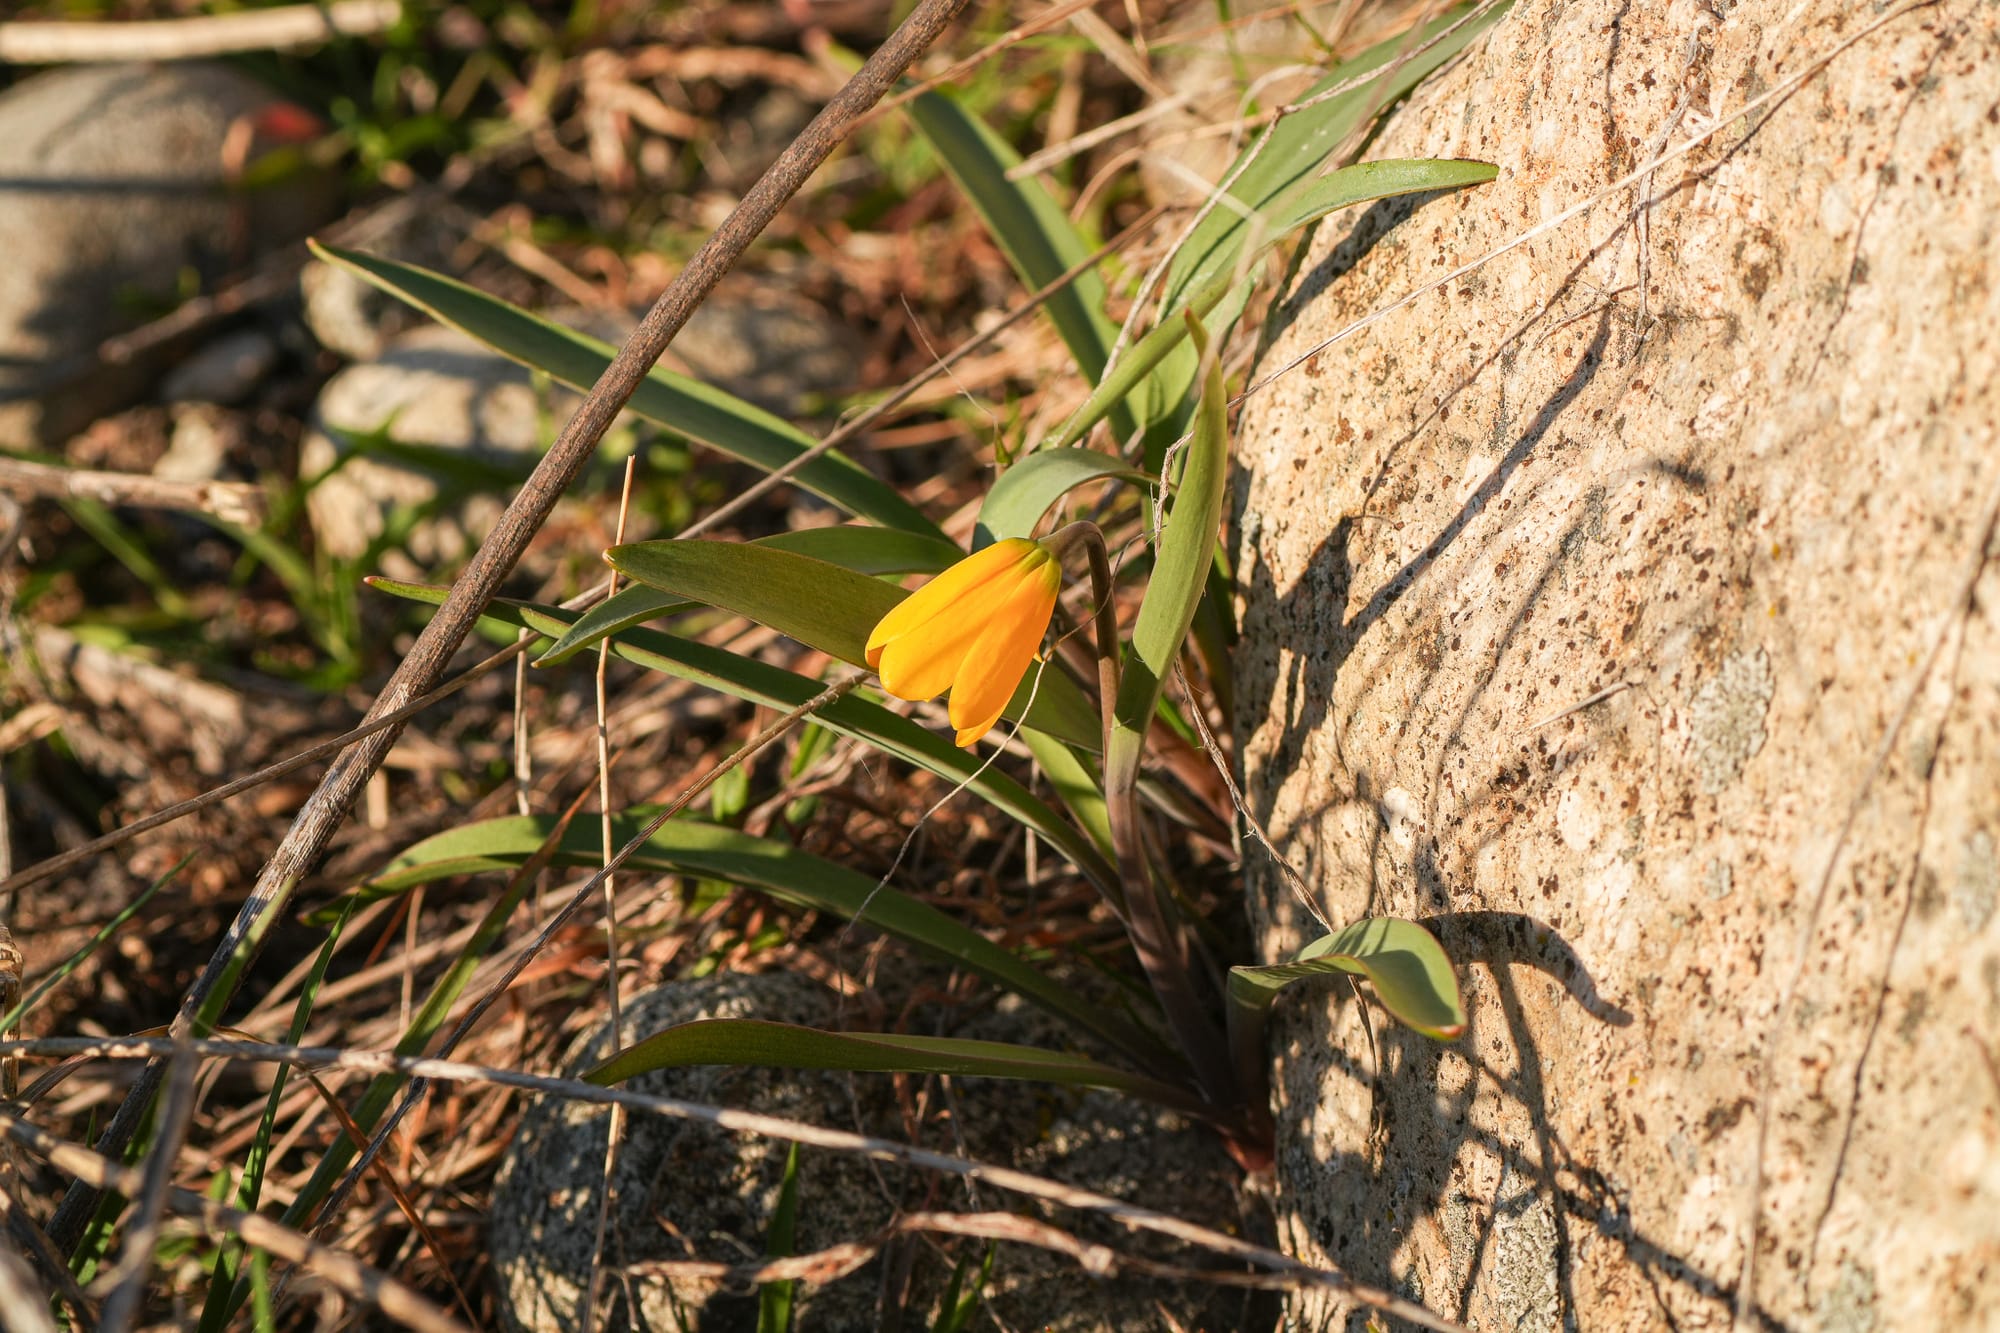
<box><xmin>1045</xmin><ymin>158</ymin><xmax>1498</xmax><ymax>451</ymax></box>
<box><xmin>1105</xmin><ymin>315</ymin><xmax>1229</xmax><ymax>800</ymax></box>
<box><xmin>538</xmin><ymin>526</ymin><xmax>964</xmax><ymax>665</ymax></box>
<box><xmin>1228</xmin><ymin>917</ymin><xmax>1465</xmax><ymax>1041</ymax></box>
<box><xmin>1159</xmin><ymin>2</ymin><xmax>1512</xmax><ymax>316</ymax></box>
<box><xmin>604</xmin><ymin>539</ymin><xmax>1103</xmax><ymax>751</ymax></box>
<box><xmin>975</xmin><ymin>448</ymin><xmax>1150</xmax><ymax>548</ymax></box>
<box><xmin>366</xmin><ymin>815</ymin><xmax>1162</xmax><ymax>1061</ymax></box>
<box><xmin>906</xmin><ymin>91</ymin><xmax>1146</xmax><ymax>438</ymax></box>
<box><xmin>365</xmin><ymin>576</ymin><xmax>1120</xmax><ymax>893</ymax></box>
<box><xmin>311</xmin><ymin>242</ymin><xmax>943</xmax><ymax>538</ymax></box>
<box><xmin>587</xmin><ymin>1019</ymin><xmax>1206</xmax><ymax>1115</ymax></box>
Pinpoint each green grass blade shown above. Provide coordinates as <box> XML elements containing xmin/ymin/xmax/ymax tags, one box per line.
<box><xmin>604</xmin><ymin>540</ymin><xmax>1103</xmax><ymax>751</ymax></box>
<box><xmin>974</xmin><ymin>449</ymin><xmax>1150</xmax><ymax>547</ymax></box>
<box><xmin>906</xmin><ymin>91</ymin><xmax>1138</xmax><ymax>438</ymax></box>
<box><xmin>202</xmin><ymin>899</ymin><xmax>359</xmax><ymax>1333</ymax></box>
<box><xmin>361</xmin><ymin>815</ymin><xmax>1164</xmax><ymax>1063</ymax></box>
<box><xmin>537</xmin><ymin>526</ymin><xmax>962</xmax><ymax>665</ymax></box>
<box><xmin>930</xmin><ymin>1245</ymin><xmax>995</xmax><ymax>1333</ymax></box>
<box><xmin>363</xmin><ymin>577</ymin><xmax>1120</xmax><ymax>891</ymax></box>
<box><xmin>277</xmin><ymin>803</ymin><xmax>590</xmax><ymax>1238</ymax></box>
<box><xmin>759</xmin><ymin>1142</ymin><xmax>801</xmax><ymax>1333</ymax></box>
<box><xmin>0</xmin><ymin>857</ymin><xmax>181</xmax><ymax>1035</ymax></box>
<box><xmin>310</xmin><ymin>242</ymin><xmax>942</xmax><ymax>537</ymax></box>
<box><xmin>1106</xmin><ymin>316</ymin><xmax>1229</xmax><ymax>797</ymax></box>
<box><xmin>587</xmin><ymin>1019</ymin><xmax>1204</xmax><ymax>1113</ymax></box>
<box><xmin>1228</xmin><ymin>918</ymin><xmax>1465</xmax><ymax>1040</ymax></box>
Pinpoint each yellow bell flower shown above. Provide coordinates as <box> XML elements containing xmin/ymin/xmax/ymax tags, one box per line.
<box><xmin>865</xmin><ymin>537</ymin><xmax>1062</xmax><ymax>747</ymax></box>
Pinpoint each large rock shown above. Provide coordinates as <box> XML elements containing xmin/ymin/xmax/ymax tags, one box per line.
<box><xmin>0</xmin><ymin>62</ymin><xmax>337</xmax><ymax>446</ymax></box>
<box><xmin>1231</xmin><ymin>1</ymin><xmax>1999</xmax><ymax>1328</ymax></box>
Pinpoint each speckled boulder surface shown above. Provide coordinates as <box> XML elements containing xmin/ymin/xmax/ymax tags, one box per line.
<box><xmin>1231</xmin><ymin>1</ymin><xmax>1998</xmax><ymax>1329</ymax></box>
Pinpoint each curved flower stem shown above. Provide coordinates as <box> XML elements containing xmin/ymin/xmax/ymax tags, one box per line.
<box><xmin>1047</xmin><ymin>521</ymin><xmax>1238</xmax><ymax>1115</ymax></box>
<box><xmin>1044</xmin><ymin>522</ymin><xmax>1122</xmax><ymax>757</ymax></box>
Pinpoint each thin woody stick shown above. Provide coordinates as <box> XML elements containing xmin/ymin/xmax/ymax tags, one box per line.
<box><xmin>0</xmin><ymin>458</ymin><xmax>265</xmax><ymax>526</ymax></box>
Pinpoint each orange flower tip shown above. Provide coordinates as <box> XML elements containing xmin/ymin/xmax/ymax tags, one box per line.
<box><xmin>863</xmin><ymin>537</ymin><xmax>1063</xmax><ymax>744</ymax></box>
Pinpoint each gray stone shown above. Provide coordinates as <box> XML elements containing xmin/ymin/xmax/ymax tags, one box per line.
<box><xmin>0</xmin><ymin>62</ymin><xmax>338</xmax><ymax>447</ymax></box>
<box><xmin>158</xmin><ymin>326</ymin><xmax>281</xmax><ymax>405</ymax></box>
<box><xmin>298</xmin><ymin>324</ymin><xmax>571</xmax><ymax>567</ymax></box>
<box><xmin>490</xmin><ymin>978</ymin><xmax>1268</xmax><ymax>1333</ymax></box>
<box><xmin>668</xmin><ymin>276</ymin><xmax>858</xmax><ymax>418</ymax></box>
<box><xmin>154</xmin><ymin>404</ymin><xmax>240</xmax><ymax>485</ymax></box>
<box><xmin>1231</xmin><ymin>1</ymin><xmax>2000</xmax><ymax>1328</ymax></box>
<box><xmin>300</xmin><ymin>203</ymin><xmax>473</xmax><ymax>362</ymax></box>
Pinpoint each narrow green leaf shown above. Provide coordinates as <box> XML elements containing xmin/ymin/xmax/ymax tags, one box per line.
<box><xmin>537</xmin><ymin>526</ymin><xmax>963</xmax><ymax>665</ymax></box>
<box><xmin>1022</xmin><ymin>732</ymin><xmax>1111</xmax><ymax>859</ymax></box>
<box><xmin>588</xmin><ymin>1019</ymin><xmax>1205</xmax><ymax>1114</ymax></box>
<box><xmin>0</xmin><ymin>857</ymin><xmax>180</xmax><ymax>1035</ymax></box>
<box><xmin>1106</xmin><ymin>315</ymin><xmax>1229</xmax><ymax>798</ymax></box>
<box><xmin>930</xmin><ymin>1245</ymin><xmax>995</xmax><ymax>1333</ymax></box>
<box><xmin>975</xmin><ymin>448</ymin><xmax>1150</xmax><ymax>548</ymax></box>
<box><xmin>604</xmin><ymin>540</ymin><xmax>1103</xmax><ymax>751</ymax></box>
<box><xmin>759</xmin><ymin>1143</ymin><xmax>801</xmax><ymax>1333</ymax></box>
<box><xmin>362</xmin><ymin>577</ymin><xmax>1121</xmax><ymax>892</ymax></box>
<box><xmin>310</xmin><ymin>242</ymin><xmax>942</xmax><ymax>538</ymax></box>
<box><xmin>1160</xmin><ymin>2</ymin><xmax>1512</xmax><ymax>314</ymax></box>
<box><xmin>204</xmin><ymin>899</ymin><xmax>358</xmax><ymax>1333</ymax></box>
<box><xmin>365</xmin><ymin>816</ymin><xmax>1162</xmax><ymax>1062</ymax></box>
<box><xmin>1045</xmin><ymin>157</ymin><xmax>1499</xmax><ymax>451</ymax></box>
<box><xmin>906</xmin><ymin>91</ymin><xmax>1138</xmax><ymax>438</ymax></box>
<box><xmin>535</xmin><ymin>584</ymin><xmax>686</xmax><ymax>667</ymax></box>
<box><xmin>1228</xmin><ymin>918</ymin><xmax>1465</xmax><ymax>1040</ymax></box>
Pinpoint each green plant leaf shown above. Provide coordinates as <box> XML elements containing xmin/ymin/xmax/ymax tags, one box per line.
<box><xmin>906</xmin><ymin>91</ymin><xmax>1140</xmax><ymax>438</ymax></box>
<box><xmin>1228</xmin><ymin>917</ymin><xmax>1465</xmax><ymax>1041</ymax></box>
<box><xmin>363</xmin><ymin>815</ymin><xmax>1162</xmax><ymax>1061</ymax></box>
<box><xmin>278</xmin><ymin>797</ymin><xmax>593</xmax><ymax>1243</ymax></box>
<box><xmin>310</xmin><ymin>242</ymin><xmax>942</xmax><ymax>538</ymax></box>
<box><xmin>534</xmin><ymin>584</ymin><xmax>686</xmax><ymax>667</ymax></box>
<box><xmin>759</xmin><ymin>1142</ymin><xmax>801</xmax><ymax>1333</ymax></box>
<box><xmin>203</xmin><ymin>898</ymin><xmax>358</xmax><ymax>1333</ymax></box>
<box><xmin>603</xmin><ymin>539</ymin><xmax>1103</xmax><ymax>751</ymax></box>
<box><xmin>587</xmin><ymin>1019</ymin><xmax>1205</xmax><ymax>1114</ymax></box>
<box><xmin>538</xmin><ymin>526</ymin><xmax>963</xmax><ymax>665</ymax></box>
<box><xmin>363</xmin><ymin>577</ymin><xmax>1121</xmax><ymax>892</ymax></box>
<box><xmin>1021</xmin><ymin>732</ymin><xmax>1112</xmax><ymax>859</ymax></box>
<box><xmin>975</xmin><ymin>448</ymin><xmax>1150</xmax><ymax>548</ymax></box>
<box><xmin>1045</xmin><ymin>157</ymin><xmax>1498</xmax><ymax>451</ymax></box>
<box><xmin>1105</xmin><ymin>315</ymin><xmax>1229</xmax><ymax>799</ymax></box>
<box><xmin>1160</xmin><ymin>3</ymin><xmax>1512</xmax><ymax>315</ymax></box>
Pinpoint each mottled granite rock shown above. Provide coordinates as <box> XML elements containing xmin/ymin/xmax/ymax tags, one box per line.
<box><xmin>1231</xmin><ymin>0</ymin><xmax>2000</xmax><ymax>1327</ymax></box>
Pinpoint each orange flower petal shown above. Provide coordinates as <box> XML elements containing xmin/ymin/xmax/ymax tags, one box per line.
<box><xmin>865</xmin><ymin>539</ymin><xmax>1040</xmax><ymax>660</ymax></box>
<box><xmin>875</xmin><ymin>558</ymin><xmax>1040</xmax><ymax>702</ymax></box>
<box><xmin>947</xmin><ymin>557</ymin><xmax>1061</xmax><ymax>746</ymax></box>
